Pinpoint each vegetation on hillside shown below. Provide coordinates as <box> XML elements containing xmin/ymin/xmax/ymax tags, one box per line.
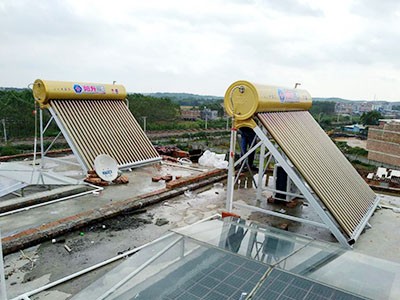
<box><xmin>0</xmin><ymin>90</ymin><xmax>227</xmax><ymax>142</ymax></box>
<box><xmin>147</xmin><ymin>92</ymin><xmax>222</xmax><ymax>106</ymax></box>
<box><xmin>335</xmin><ymin>141</ymin><xmax>368</xmax><ymax>156</ymax></box>
<box><xmin>0</xmin><ymin>89</ymin><xmax>390</xmax><ymax>145</ymax></box>
<box><xmin>0</xmin><ymin>89</ymin><xmax>37</xmax><ymax>139</ymax></box>
<box><xmin>128</xmin><ymin>93</ymin><xmax>180</xmax><ymax>126</ymax></box>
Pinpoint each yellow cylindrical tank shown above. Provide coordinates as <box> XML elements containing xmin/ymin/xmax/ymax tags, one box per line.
<box><xmin>224</xmin><ymin>80</ymin><xmax>312</xmax><ymax>120</ymax></box>
<box><xmin>33</xmin><ymin>79</ymin><xmax>127</xmax><ymax>109</ymax></box>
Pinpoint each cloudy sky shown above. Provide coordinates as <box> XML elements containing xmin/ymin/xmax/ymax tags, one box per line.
<box><xmin>1</xmin><ymin>0</ymin><xmax>400</xmax><ymax>101</ymax></box>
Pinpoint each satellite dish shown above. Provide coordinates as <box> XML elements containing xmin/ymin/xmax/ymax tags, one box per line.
<box><xmin>94</xmin><ymin>154</ymin><xmax>118</xmax><ymax>182</ymax></box>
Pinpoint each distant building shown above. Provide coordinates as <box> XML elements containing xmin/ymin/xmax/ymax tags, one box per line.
<box><xmin>181</xmin><ymin>108</ymin><xmax>201</xmax><ymax>120</ymax></box>
<box><xmin>335</xmin><ymin>103</ymin><xmax>353</xmax><ymax>115</ymax></box>
<box><xmin>343</xmin><ymin>124</ymin><xmax>366</xmax><ymax>134</ymax></box>
<box><xmin>367</xmin><ymin>119</ymin><xmax>400</xmax><ymax>167</ymax></box>
<box><xmin>201</xmin><ymin>108</ymin><xmax>218</xmax><ymax>121</ymax></box>
<box><xmin>358</xmin><ymin>102</ymin><xmax>373</xmax><ymax>114</ymax></box>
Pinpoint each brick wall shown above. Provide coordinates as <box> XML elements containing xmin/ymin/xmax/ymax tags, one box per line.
<box><xmin>367</xmin><ymin>122</ymin><xmax>400</xmax><ymax>167</ymax></box>
<box><xmin>368</xmin><ymin>151</ymin><xmax>400</xmax><ymax>167</ymax></box>
<box><xmin>368</xmin><ymin>127</ymin><xmax>400</xmax><ymax>144</ymax></box>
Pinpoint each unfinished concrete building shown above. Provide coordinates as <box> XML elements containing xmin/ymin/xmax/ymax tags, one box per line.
<box><xmin>367</xmin><ymin>119</ymin><xmax>400</xmax><ymax>167</ymax></box>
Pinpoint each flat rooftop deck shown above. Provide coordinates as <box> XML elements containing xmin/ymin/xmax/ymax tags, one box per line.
<box><xmin>1</xmin><ymin>155</ymin><xmax>400</xmax><ymax>299</ymax></box>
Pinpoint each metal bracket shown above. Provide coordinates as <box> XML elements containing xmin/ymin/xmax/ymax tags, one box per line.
<box><xmin>226</xmin><ymin>124</ymin><xmax>353</xmax><ymax>248</ymax></box>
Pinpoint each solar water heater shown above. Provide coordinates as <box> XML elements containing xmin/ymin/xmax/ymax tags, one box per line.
<box><xmin>33</xmin><ymin>79</ymin><xmax>160</xmax><ymax>173</ymax></box>
<box><xmin>224</xmin><ymin>80</ymin><xmax>379</xmax><ymax>247</ymax></box>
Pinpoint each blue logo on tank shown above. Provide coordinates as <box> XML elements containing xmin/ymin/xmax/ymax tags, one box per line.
<box><xmin>278</xmin><ymin>89</ymin><xmax>285</xmax><ymax>102</ymax></box>
<box><xmin>73</xmin><ymin>84</ymin><xmax>83</xmax><ymax>94</ymax></box>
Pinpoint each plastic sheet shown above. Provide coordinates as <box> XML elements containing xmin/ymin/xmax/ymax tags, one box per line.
<box><xmin>198</xmin><ymin>150</ymin><xmax>228</xmax><ymax>169</ymax></box>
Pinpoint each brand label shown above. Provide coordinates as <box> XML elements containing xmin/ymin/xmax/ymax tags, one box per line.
<box><xmin>102</xmin><ymin>169</ymin><xmax>113</xmax><ymax>178</ymax></box>
<box><xmin>278</xmin><ymin>89</ymin><xmax>300</xmax><ymax>103</ymax></box>
<box><xmin>73</xmin><ymin>84</ymin><xmax>106</xmax><ymax>94</ymax></box>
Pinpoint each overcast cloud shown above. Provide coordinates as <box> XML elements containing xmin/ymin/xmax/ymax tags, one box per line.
<box><xmin>1</xmin><ymin>0</ymin><xmax>399</xmax><ymax>101</ymax></box>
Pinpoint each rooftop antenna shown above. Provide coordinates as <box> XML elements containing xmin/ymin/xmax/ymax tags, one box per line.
<box><xmin>294</xmin><ymin>83</ymin><xmax>301</xmax><ymax>89</ymax></box>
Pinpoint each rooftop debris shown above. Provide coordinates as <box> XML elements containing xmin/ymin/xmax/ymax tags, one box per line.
<box><xmin>84</xmin><ymin>170</ymin><xmax>129</xmax><ymax>186</ymax></box>
<box><xmin>155</xmin><ymin>145</ymin><xmax>189</xmax><ymax>158</ymax></box>
<box><xmin>366</xmin><ymin>167</ymin><xmax>400</xmax><ymax>189</ymax></box>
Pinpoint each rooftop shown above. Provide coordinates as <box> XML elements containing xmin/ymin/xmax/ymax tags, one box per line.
<box><xmin>1</xmin><ymin>154</ymin><xmax>400</xmax><ymax>299</ymax></box>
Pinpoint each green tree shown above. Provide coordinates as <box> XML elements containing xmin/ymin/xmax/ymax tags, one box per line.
<box><xmin>360</xmin><ymin>111</ymin><xmax>382</xmax><ymax>125</ymax></box>
<box><xmin>127</xmin><ymin>93</ymin><xmax>180</xmax><ymax>129</ymax></box>
<box><xmin>0</xmin><ymin>89</ymin><xmax>37</xmax><ymax>139</ymax></box>
<box><xmin>310</xmin><ymin>101</ymin><xmax>336</xmax><ymax>115</ymax></box>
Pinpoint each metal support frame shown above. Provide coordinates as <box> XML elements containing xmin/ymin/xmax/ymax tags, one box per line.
<box><xmin>42</xmin><ymin>156</ymin><xmax>81</xmax><ymax>167</ymax></box>
<box><xmin>0</xmin><ymin>181</ymin><xmax>28</xmax><ymax>198</ymax></box>
<box><xmin>43</xmin><ymin>131</ymin><xmax>61</xmax><ymax>156</ymax></box>
<box><xmin>226</xmin><ymin>124</ymin><xmax>361</xmax><ymax>248</ymax></box>
<box><xmin>118</xmin><ymin>157</ymin><xmax>162</xmax><ymax>170</ymax></box>
<box><xmin>40</xmin><ymin>107</ymin><xmax>162</xmax><ymax>175</ymax></box>
<box><xmin>234</xmin><ymin>202</ymin><xmax>329</xmax><ymax>229</ymax></box>
<box><xmin>39</xmin><ymin>109</ymin><xmax>44</xmax><ymax>169</ymax></box>
<box><xmin>45</xmin><ymin>107</ymin><xmax>88</xmax><ymax>173</ymax></box>
<box><xmin>256</xmin><ymin>142</ymin><xmax>266</xmax><ymax>201</ymax></box>
<box><xmin>226</xmin><ymin>128</ymin><xmax>237</xmax><ymax>211</ymax></box>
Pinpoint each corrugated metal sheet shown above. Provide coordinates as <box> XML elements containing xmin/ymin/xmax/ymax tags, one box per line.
<box><xmin>257</xmin><ymin>111</ymin><xmax>376</xmax><ymax>237</ymax></box>
<box><xmin>51</xmin><ymin>99</ymin><xmax>160</xmax><ymax>170</ymax></box>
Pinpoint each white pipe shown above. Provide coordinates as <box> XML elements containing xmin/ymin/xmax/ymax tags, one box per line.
<box><xmin>184</xmin><ymin>213</ymin><xmax>220</xmax><ymax>227</ymax></box>
<box><xmin>96</xmin><ymin>237</ymin><xmax>183</xmax><ymax>300</ymax></box>
<box><xmin>0</xmin><ymin>184</ymin><xmax>103</xmax><ymax>217</ymax></box>
<box><xmin>11</xmin><ymin>232</ymin><xmax>175</xmax><ymax>300</ymax></box>
<box><xmin>161</xmin><ymin>161</ymin><xmax>207</xmax><ymax>172</ymax></box>
<box><xmin>11</xmin><ymin>215</ymin><xmax>219</xmax><ymax>300</ymax></box>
